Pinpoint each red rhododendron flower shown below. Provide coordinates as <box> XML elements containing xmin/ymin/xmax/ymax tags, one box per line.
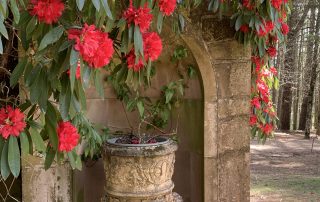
<box><xmin>0</xmin><ymin>106</ymin><xmax>26</xmax><ymax>139</ymax></box>
<box><xmin>68</xmin><ymin>24</ymin><xmax>114</xmax><ymax>68</ymax></box>
<box><xmin>261</xmin><ymin>123</ymin><xmax>273</xmax><ymax>134</ymax></box>
<box><xmin>67</xmin><ymin>60</ymin><xmax>81</xmax><ymax>79</ymax></box>
<box><xmin>261</xmin><ymin>69</ymin><xmax>271</xmax><ymax>77</ymax></box>
<box><xmin>270</xmin><ymin>66</ymin><xmax>277</xmax><ymax>76</ymax></box>
<box><xmin>242</xmin><ymin>0</ymin><xmax>254</xmax><ymax>10</ymax></box>
<box><xmin>267</xmin><ymin>46</ymin><xmax>277</xmax><ymax>57</ymax></box>
<box><xmin>127</xmin><ymin>50</ymin><xmax>145</xmax><ymax>72</ymax></box>
<box><xmin>257</xmin><ymin>20</ymin><xmax>274</xmax><ymax>37</ymax></box>
<box><xmin>252</xmin><ymin>56</ymin><xmax>263</xmax><ymax>72</ymax></box>
<box><xmin>251</xmin><ymin>97</ymin><xmax>261</xmax><ymax>109</ymax></box>
<box><xmin>281</xmin><ymin>23</ymin><xmax>289</xmax><ymax>35</ymax></box>
<box><xmin>257</xmin><ymin>80</ymin><xmax>269</xmax><ymax>96</ymax></box>
<box><xmin>29</xmin><ymin>0</ymin><xmax>64</xmax><ymax>24</ymax></box>
<box><xmin>57</xmin><ymin>121</ymin><xmax>80</xmax><ymax>152</ymax></box>
<box><xmin>240</xmin><ymin>24</ymin><xmax>249</xmax><ymax>33</ymax></box>
<box><xmin>123</xmin><ymin>4</ymin><xmax>153</xmax><ymax>32</ymax></box>
<box><xmin>159</xmin><ymin>0</ymin><xmax>176</xmax><ymax>16</ymax></box>
<box><xmin>271</xmin><ymin>0</ymin><xmax>282</xmax><ymax>10</ymax></box>
<box><xmin>249</xmin><ymin>115</ymin><xmax>257</xmax><ymax>126</ymax></box>
<box><xmin>143</xmin><ymin>32</ymin><xmax>163</xmax><ymax>61</ymax></box>
<box><xmin>262</xmin><ymin>95</ymin><xmax>270</xmax><ymax>104</ymax></box>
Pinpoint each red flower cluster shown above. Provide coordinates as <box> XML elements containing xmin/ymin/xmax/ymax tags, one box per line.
<box><xmin>0</xmin><ymin>106</ymin><xmax>26</xmax><ymax>139</ymax></box>
<box><xmin>281</xmin><ymin>23</ymin><xmax>289</xmax><ymax>35</ymax></box>
<box><xmin>123</xmin><ymin>4</ymin><xmax>153</xmax><ymax>32</ymax></box>
<box><xmin>240</xmin><ymin>24</ymin><xmax>249</xmax><ymax>33</ymax></box>
<box><xmin>68</xmin><ymin>24</ymin><xmax>114</xmax><ymax>68</ymax></box>
<box><xmin>127</xmin><ymin>50</ymin><xmax>145</xmax><ymax>72</ymax></box>
<box><xmin>267</xmin><ymin>46</ymin><xmax>277</xmax><ymax>57</ymax></box>
<box><xmin>57</xmin><ymin>121</ymin><xmax>80</xmax><ymax>152</ymax></box>
<box><xmin>29</xmin><ymin>0</ymin><xmax>64</xmax><ymax>24</ymax></box>
<box><xmin>67</xmin><ymin>60</ymin><xmax>81</xmax><ymax>79</ymax></box>
<box><xmin>261</xmin><ymin>123</ymin><xmax>273</xmax><ymax>134</ymax></box>
<box><xmin>271</xmin><ymin>0</ymin><xmax>282</xmax><ymax>10</ymax></box>
<box><xmin>242</xmin><ymin>0</ymin><xmax>254</xmax><ymax>10</ymax></box>
<box><xmin>143</xmin><ymin>32</ymin><xmax>163</xmax><ymax>61</ymax></box>
<box><xmin>159</xmin><ymin>0</ymin><xmax>176</xmax><ymax>16</ymax></box>
<box><xmin>127</xmin><ymin>32</ymin><xmax>162</xmax><ymax>71</ymax></box>
<box><xmin>257</xmin><ymin>20</ymin><xmax>274</xmax><ymax>37</ymax></box>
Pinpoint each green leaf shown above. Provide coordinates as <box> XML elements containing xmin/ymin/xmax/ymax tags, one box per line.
<box><xmin>76</xmin><ymin>0</ymin><xmax>85</xmax><ymax>11</ymax></box>
<box><xmin>91</xmin><ymin>0</ymin><xmax>100</xmax><ymax>11</ymax></box>
<box><xmin>45</xmin><ymin>102</ymin><xmax>58</xmax><ymax>150</ymax></box>
<box><xmin>235</xmin><ymin>15</ymin><xmax>243</xmax><ymax>31</ymax></box>
<box><xmin>100</xmin><ymin>0</ymin><xmax>113</xmax><ymax>19</ymax></box>
<box><xmin>69</xmin><ymin>49</ymin><xmax>79</xmax><ymax>91</ymax></box>
<box><xmin>26</xmin><ymin>17</ymin><xmax>37</xmax><ymax>37</ymax></box>
<box><xmin>29</xmin><ymin>127</ymin><xmax>46</xmax><ymax>152</ymax></box>
<box><xmin>9</xmin><ymin>0</ymin><xmax>20</xmax><ymax>24</ymax></box>
<box><xmin>157</xmin><ymin>12</ymin><xmax>163</xmax><ymax>33</ymax></box>
<box><xmin>0</xmin><ymin>37</ymin><xmax>3</xmax><ymax>54</ymax></box>
<box><xmin>165</xmin><ymin>90</ymin><xmax>174</xmax><ymax>103</ymax></box>
<box><xmin>10</xmin><ymin>57</ymin><xmax>27</xmax><ymax>87</ymax></box>
<box><xmin>0</xmin><ymin>138</ymin><xmax>4</xmax><ymax>161</ymax></box>
<box><xmin>60</xmin><ymin>79</ymin><xmax>71</xmax><ymax>120</ymax></box>
<box><xmin>8</xmin><ymin>136</ymin><xmax>20</xmax><ymax>178</ymax></box>
<box><xmin>38</xmin><ymin>26</ymin><xmax>64</xmax><ymax>50</ymax></box>
<box><xmin>94</xmin><ymin>70</ymin><xmax>104</xmax><ymax>98</ymax></box>
<box><xmin>0</xmin><ymin>20</ymin><xmax>8</xmax><ymax>39</ymax></box>
<box><xmin>67</xmin><ymin>152</ymin><xmax>76</xmax><ymax>169</ymax></box>
<box><xmin>1</xmin><ymin>142</ymin><xmax>10</xmax><ymax>180</ymax></box>
<box><xmin>134</xmin><ymin>26</ymin><xmax>143</xmax><ymax>57</ymax></box>
<box><xmin>44</xmin><ymin>146</ymin><xmax>56</xmax><ymax>170</ymax></box>
<box><xmin>137</xmin><ymin>100</ymin><xmax>144</xmax><ymax>117</ymax></box>
<box><xmin>19</xmin><ymin>132</ymin><xmax>29</xmax><ymax>155</ymax></box>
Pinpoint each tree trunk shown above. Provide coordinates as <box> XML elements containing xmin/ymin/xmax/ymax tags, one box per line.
<box><xmin>280</xmin><ymin>2</ymin><xmax>310</xmax><ymax>130</ymax></box>
<box><xmin>299</xmin><ymin>8</ymin><xmax>316</xmax><ymax>130</ymax></box>
<box><xmin>305</xmin><ymin>7</ymin><xmax>320</xmax><ymax>139</ymax></box>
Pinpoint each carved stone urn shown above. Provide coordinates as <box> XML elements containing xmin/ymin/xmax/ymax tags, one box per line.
<box><xmin>102</xmin><ymin>137</ymin><xmax>182</xmax><ymax>202</ymax></box>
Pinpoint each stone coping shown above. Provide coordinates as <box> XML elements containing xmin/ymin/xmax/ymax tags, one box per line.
<box><xmin>103</xmin><ymin>138</ymin><xmax>178</xmax><ymax>157</ymax></box>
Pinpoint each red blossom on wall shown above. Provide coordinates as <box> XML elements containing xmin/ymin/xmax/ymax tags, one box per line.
<box><xmin>68</xmin><ymin>24</ymin><xmax>114</xmax><ymax>68</ymax></box>
<box><xmin>123</xmin><ymin>4</ymin><xmax>153</xmax><ymax>32</ymax></box>
<box><xmin>159</xmin><ymin>0</ymin><xmax>177</xmax><ymax>16</ymax></box>
<box><xmin>0</xmin><ymin>106</ymin><xmax>26</xmax><ymax>139</ymax></box>
<box><xmin>57</xmin><ymin>121</ymin><xmax>80</xmax><ymax>152</ymax></box>
<box><xmin>127</xmin><ymin>50</ymin><xmax>145</xmax><ymax>72</ymax></box>
<box><xmin>143</xmin><ymin>32</ymin><xmax>163</xmax><ymax>61</ymax></box>
<box><xmin>30</xmin><ymin>0</ymin><xmax>64</xmax><ymax>24</ymax></box>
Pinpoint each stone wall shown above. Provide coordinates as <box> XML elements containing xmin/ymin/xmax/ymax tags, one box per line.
<box><xmin>20</xmin><ymin>11</ymin><xmax>251</xmax><ymax>202</ymax></box>
<box><xmin>186</xmin><ymin>9</ymin><xmax>251</xmax><ymax>201</ymax></box>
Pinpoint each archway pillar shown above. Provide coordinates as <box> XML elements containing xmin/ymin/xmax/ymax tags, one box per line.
<box><xmin>182</xmin><ymin>14</ymin><xmax>251</xmax><ymax>201</ymax></box>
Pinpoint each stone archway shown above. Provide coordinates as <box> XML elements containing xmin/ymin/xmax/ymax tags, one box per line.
<box><xmin>180</xmin><ymin>14</ymin><xmax>251</xmax><ymax>200</ymax></box>
<box><xmin>181</xmin><ymin>34</ymin><xmax>219</xmax><ymax>202</ymax></box>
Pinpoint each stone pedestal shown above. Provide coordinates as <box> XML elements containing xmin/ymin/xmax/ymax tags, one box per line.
<box><xmin>103</xmin><ymin>138</ymin><xmax>181</xmax><ymax>201</ymax></box>
<box><xmin>21</xmin><ymin>154</ymin><xmax>73</xmax><ymax>202</ymax></box>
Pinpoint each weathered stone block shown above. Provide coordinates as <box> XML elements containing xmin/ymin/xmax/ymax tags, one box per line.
<box><xmin>216</xmin><ymin>62</ymin><xmax>251</xmax><ymax>98</ymax></box>
<box><xmin>218</xmin><ymin>116</ymin><xmax>250</xmax><ymax>153</ymax></box>
<box><xmin>218</xmin><ymin>152</ymin><xmax>250</xmax><ymax>202</ymax></box>
<box><xmin>218</xmin><ymin>97</ymin><xmax>250</xmax><ymax>119</ymax></box>
<box><xmin>208</xmin><ymin>40</ymin><xmax>251</xmax><ymax>60</ymax></box>
<box><xmin>22</xmin><ymin>155</ymin><xmax>72</xmax><ymax>202</ymax></box>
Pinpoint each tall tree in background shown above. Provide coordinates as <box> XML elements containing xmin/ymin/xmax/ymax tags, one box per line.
<box><xmin>279</xmin><ymin>0</ymin><xmax>311</xmax><ymax>130</ymax></box>
<box><xmin>305</xmin><ymin>3</ymin><xmax>320</xmax><ymax>138</ymax></box>
<box><xmin>299</xmin><ymin>7</ymin><xmax>316</xmax><ymax>130</ymax></box>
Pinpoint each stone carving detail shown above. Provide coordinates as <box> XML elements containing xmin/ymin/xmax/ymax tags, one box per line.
<box><xmin>102</xmin><ymin>192</ymin><xmax>182</xmax><ymax>202</ymax></box>
<box><xmin>104</xmin><ymin>154</ymin><xmax>175</xmax><ymax>188</ymax></box>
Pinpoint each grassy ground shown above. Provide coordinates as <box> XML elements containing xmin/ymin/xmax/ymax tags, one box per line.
<box><xmin>251</xmin><ymin>132</ymin><xmax>320</xmax><ymax>202</ymax></box>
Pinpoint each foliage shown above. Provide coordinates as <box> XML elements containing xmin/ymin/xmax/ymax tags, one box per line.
<box><xmin>210</xmin><ymin>0</ymin><xmax>290</xmax><ymax>142</ymax></box>
<box><xmin>0</xmin><ymin>0</ymin><xmax>290</xmax><ymax>178</ymax></box>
